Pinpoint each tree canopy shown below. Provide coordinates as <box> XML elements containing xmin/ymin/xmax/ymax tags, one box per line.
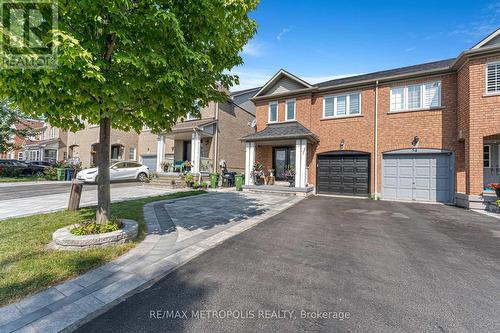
<box><xmin>0</xmin><ymin>102</ymin><xmax>34</xmax><ymax>153</ymax></box>
<box><xmin>0</xmin><ymin>0</ymin><xmax>258</xmax><ymax>133</ymax></box>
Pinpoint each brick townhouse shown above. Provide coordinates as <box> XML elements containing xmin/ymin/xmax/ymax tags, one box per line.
<box><xmin>1</xmin><ymin>119</ymin><xmax>68</xmax><ymax>162</ymax></box>
<box><xmin>67</xmin><ymin>88</ymin><xmax>256</xmax><ymax>174</ymax></box>
<box><xmin>241</xmin><ymin>28</ymin><xmax>500</xmax><ymax>209</ymax></box>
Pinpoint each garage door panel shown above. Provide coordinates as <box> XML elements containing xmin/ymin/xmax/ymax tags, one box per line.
<box><xmin>141</xmin><ymin>155</ymin><xmax>157</xmax><ymax>171</ymax></box>
<box><xmin>382</xmin><ymin>153</ymin><xmax>452</xmax><ymax>203</ymax></box>
<box><xmin>316</xmin><ymin>154</ymin><xmax>369</xmax><ymax>196</ymax></box>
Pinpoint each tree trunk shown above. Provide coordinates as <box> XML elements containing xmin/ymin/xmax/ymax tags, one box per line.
<box><xmin>96</xmin><ymin>116</ymin><xmax>111</xmax><ymax>223</ymax></box>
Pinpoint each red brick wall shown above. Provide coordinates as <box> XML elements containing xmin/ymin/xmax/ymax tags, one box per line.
<box><xmin>461</xmin><ymin>55</ymin><xmax>500</xmax><ymax>195</ymax></box>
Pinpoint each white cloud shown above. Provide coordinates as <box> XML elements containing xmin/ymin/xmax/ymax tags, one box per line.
<box><xmin>276</xmin><ymin>27</ymin><xmax>291</xmax><ymax>41</ymax></box>
<box><xmin>241</xmin><ymin>40</ymin><xmax>266</xmax><ymax>57</ymax></box>
<box><xmin>405</xmin><ymin>47</ymin><xmax>416</xmax><ymax>52</ymax></box>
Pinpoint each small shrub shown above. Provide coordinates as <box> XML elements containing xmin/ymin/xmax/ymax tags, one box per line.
<box><xmin>71</xmin><ymin>219</ymin><xmax>123</xmax><ymax>235</ymax></box>
<box><xmin>496</xmin><ymin>200</ymin><xmax>500</xmax><ymax>208</ymax></box>
<box><xmin>201</xmin><ymin>181</ymin><xmax>208</xmax><ymax>189</ymax></box>
<box><xmin>193</xmin><ymin>181</ymin><xmax>200</xmax><ymax>189</ymax></box>
<box><xmin>184</xmin><ymin>172</ymin><xmax>194</xmax><ymax>183</ymax></box>
<box><xmin>44</xmin><ymin>167</ymin><xmax>57</xmax><ymax>180</ymax></box>
<box><xmin>0</xmin><ymin>165</ymin><xmax>21</xmax><ymax>178</ymax></box>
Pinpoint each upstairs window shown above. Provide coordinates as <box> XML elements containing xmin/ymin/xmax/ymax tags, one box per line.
<box><xmin>285</xmin><ymin>99</ymin><xmax>295</xmax><ymax>121</ymax></box>
<box><xmin>323</xmin><ymin>92</ymin><xmax>361</xmax><ymax>118</ymax></box>
<box><xmin>390</xmin><ymin>81</ymin><xmax>441</xmax><ymax>112</ymax></box>
<box><xmin>268</xmin><ymin>101</ymin><xmax>278</xmax><ymax>122</ymax></box>
<box><xmin>487</xmin><ymin>62</ymin><xmax>500</xmax><ymax>94</ymax></box>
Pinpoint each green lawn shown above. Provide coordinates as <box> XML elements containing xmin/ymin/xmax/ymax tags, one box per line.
<box><xmin>0</xmin><ymin>176</ymin><xmax>50</xmax><ymax>183</ymax></box>
<box><xmin>0</xmin><ymin>190</ymin><xmax>205</xmax><ymax>306</ymax></box>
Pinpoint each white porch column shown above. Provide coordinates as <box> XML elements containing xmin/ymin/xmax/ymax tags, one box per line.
<box><xmin>156</xmin><ymin>135</ymin><xmax>165</xmax><ymax>172</ymax></box>
<box><xmin>244</xmin><ymin>142</ymin><xmax>255</xmax><ymax>185</ymax></box>
<box><xmin>191</xmin><ymin>131</ymin><xmax>201</xmax><ymax>174</ymax></box>
<box><xmin>295</xmin><ymin>139</ymin><xmax>307</xmax><ymax>188</ymax></box>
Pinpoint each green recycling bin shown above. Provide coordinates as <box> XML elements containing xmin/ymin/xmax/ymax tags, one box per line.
<box><xmin>235</xmin><ymin>174</ymin><xmax>244</xmax><ymax>191</ymax></box>
<box><xmin>209</xmin><ymin>173</ymin><xmax>219</xmax><ymax>188</ymax></box>
<box><xmin>56</xmin><ymin>168</ymin><xmax>66</xmax><ymax>181</ymax></box>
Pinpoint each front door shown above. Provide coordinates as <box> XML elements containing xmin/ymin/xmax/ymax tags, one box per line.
<box><xmin>484</xmin><ymin>144</ymin><xmax>500</xmax><ymax>188</ymax></box>
<box><xmin>273</xmin><ymin>147</ymin><xmax>295</xmax><ymax>181</ymax></box>
<box><xmin>183</xmin><ymin>141</ymin><xmax>192</xmax><ymax>162</ymax></box>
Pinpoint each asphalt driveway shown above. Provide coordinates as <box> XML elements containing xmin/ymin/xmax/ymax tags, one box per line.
<box><xmin>76</xmin><ymin>197</ymin><xmax>500</xmax><ymax>333</ymax></box>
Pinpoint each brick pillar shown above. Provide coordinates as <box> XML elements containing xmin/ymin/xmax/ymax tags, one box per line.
<box><xmin>466</xmin><ymin>136</ymin><xmax>483</xmax><ymax>195</ymax></box>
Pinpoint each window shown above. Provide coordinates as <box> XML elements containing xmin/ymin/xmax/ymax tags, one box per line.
<box><xmin>484</xmin><ymin>145</ymin><xmax>491</xmax><ymax>168</ymax></box>
<box><xmin>50</xmin><ymin>127</ymin><xmax>56</xmax><ymax>139</ymax></box>
<box><xmin>390</xmin><ymin>81</ymin><xmax>441</xmax><ymax>112</ymax></box>
<box><xmin>323</xmin><ymin>92</ymin><xmax>361</xmax><ymax>118</ymax></box>
<box><xmin>18</xmin><ymin>152</ymin><xmax>23</xmax><ymax>160</ymax></box>
<box><xmin>487</xmin><ymin>62</ymin><xmax>500</xmax><ymax>93</ymax></box>
<box><xmin>285</xmin><ymin>100</ymin><xmax>295</xmax><ymax>121</ymax></box>
<box><xmin>111</xmin><ymin>145</ymin><xmax>123</xmax><ymax>160</ymax></box>
<box><xmin>268</xmin><ymin>101</ymin><xmax>278</xmax><ymax>122</ymax></box>
<box><xmin>129</xmin><ymin>147</ymin><xmax>136</xmax><ymax>161</ymax></box>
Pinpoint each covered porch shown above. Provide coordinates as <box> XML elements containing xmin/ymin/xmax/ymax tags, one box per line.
<box><xmin>23</xmin><ymin>139</ymin><xmax>60</xmax><ymax>162</ymax></box>
<box><xmin>241</xmin><ymin>122</ymin><xmax>319</xmax><ymax>194</ymax></box>
<box><xmin>156</xmin><ymin>119</ymin><xmax>217</xmax><ymax>174</ymax></box>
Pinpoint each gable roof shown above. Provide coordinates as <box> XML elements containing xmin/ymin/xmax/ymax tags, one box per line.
<box><xmin>253</xmin><ymin>69</ymin><xmax>313</xmax><ymax>98</ymax></box>
<box><xmin>471</xmin><ymin>28</ymin><xmax>500</xmax><ymax>49</ymax></box>
<box><xmin>241</xmin><ymin>121</ymin><xmax>319</xmax><ymax>142</ymax></box>
<box><xmin>316</xmin><ymin>58</ymin><xmax>455</xmax><ymax>88</ymax></box>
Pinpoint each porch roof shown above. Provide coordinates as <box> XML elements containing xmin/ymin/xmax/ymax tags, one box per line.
<box><xmin>241</xmin><ymin>121</ymin><xmax>319</xmax><ymax>143</ymax></box>
<box><xmin>170</xmin><ymin>118</ymin><xmax>216</xmax><ymax>132</ymax></box>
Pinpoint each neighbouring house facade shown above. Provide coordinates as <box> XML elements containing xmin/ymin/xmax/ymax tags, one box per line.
<box><xmin>150</xmin><ymin>88</ymin><xmax>257</xmax><ymax>174</ymax></box>
<box><xmin>242</xmin><ymin>29</ymin><xmax>500</xmax><ymax>209</ymax></box>
<box><xmin>66</xmin><ymin>88</ymin><xmax>257</xmax><ymax>173</ymax></box>
<box><xmin>23</xmin><ymin>122</ymin><xmax>68</xmax><ymax>162</ymax></box>
<box><xmin>0</xmin><ymin>119</ymin><xmax>68</xmax><ymax>162</ymax></box>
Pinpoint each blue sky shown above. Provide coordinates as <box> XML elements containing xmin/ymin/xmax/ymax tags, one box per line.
<box><xmin>230</xmin><ymin>0</ymin><xmax>500</xmax><ymax>91</ymax></box>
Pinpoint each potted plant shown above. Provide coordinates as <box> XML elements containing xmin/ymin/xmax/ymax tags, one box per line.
<box><xmin>193</xmin><ymin>181</ymin><xmax>200</xmax><ymax>189</ymax></box>
<box><xmin>201</xmin><ymin>181</ymin><xmax>208</xmax><ymax>189</ymax></box>
<box><xmin>184</xmin><ymin>172</ymin><xmax>194</xmax><ymax>187</ymax></box>
<box><xmin>283</xmin><ymin>166</ymin><xmax>295</xmax><ymax>187</ymax></box>
<box><xmin>251</xmin><ymin>161</ymin><xmax>264</xmax><ymax>185</ymax></box>
<box><xmin>183</xmin><ymin>160</ymin><xmax>192</xmax><ymax>172</ymax></box>
<box><xmin>161</xmin><ymin>161</ymin><xmax>171</xmax><ymax>172</ymax></box>
<box><xmin>488</xmin><ymin>183</ymin><xmax>500</xmax><ymax>199</ymax></box>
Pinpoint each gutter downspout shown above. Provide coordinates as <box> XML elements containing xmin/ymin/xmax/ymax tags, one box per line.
<box><xmin>214</xmin><ymin>101</ymin><xmax>219</xmax><ymax>174</ymax></box>
<box><xmin>374</xmin><ymin>80</ymin><xmax>379</xmax><ymax>198</ymax></box>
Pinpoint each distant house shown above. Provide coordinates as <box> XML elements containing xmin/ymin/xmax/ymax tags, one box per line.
<box><xmin>66</xmin><ymin>88</ymin><xmax>258</xmax><ymax>173</ymax></box>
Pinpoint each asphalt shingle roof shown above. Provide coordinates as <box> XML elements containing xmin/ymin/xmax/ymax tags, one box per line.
<box><xmin>316</xmin><ymin>58</ymin><xmax>456</xmax><ymax>88</ymax></box>
<box><xmin>241</xmin><ymin>121</ymin><xmax>319</xmax><ymax>142</ymax></box>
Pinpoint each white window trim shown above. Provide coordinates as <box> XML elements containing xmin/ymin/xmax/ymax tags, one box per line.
<box><xmin>285</xmin><ymin>99</ymin><xmax>296</xmax><ymax>121</ymax></box>
<box><xmin>129</xmin><ymin>147</ymin><xmax>137</xmax><ymax>161</ymax></box>
<box><xmin>485</xmin><ymin>61</ymin><xmax>500</xmax><ymax>95</ymax></box>
<box><xmin>268</xmin><ymin>101</ymin><xmax>278</xmax><ymax>123</ymax></box>
<box><xmin>484</xmin><ymin>144</ymin><xmax>491</xmax><ymax>168</ymax></box>
<box><xmin>390</xmin><ymin>81</ymin><xmax>442</xmax><ymax>112</ymax></box>
<box><xmin>322</xmin><ymin>92</ymin><xmax>362</xmax><ymax>118</ymax></box>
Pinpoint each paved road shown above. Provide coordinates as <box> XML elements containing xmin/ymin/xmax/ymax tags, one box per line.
<box><xmin>76</xmin><ymin>197</ymin><xmax>500</xmax><ymax>333</ymax></box>
<box><xmin>0</xmin><ymin>182</ymin><xmax>137</xmax><ymax>201</ymax></box>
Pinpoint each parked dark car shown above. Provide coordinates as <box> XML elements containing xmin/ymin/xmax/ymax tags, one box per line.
<box><xmin>25</xmin><ymin>160</ymin><xmax>52</xmax><ymax>168</ymax></box>
<box><xmin>0</xmin><ymin>159</ymin><xmax>46</xmax><ymax>176</ymax></box>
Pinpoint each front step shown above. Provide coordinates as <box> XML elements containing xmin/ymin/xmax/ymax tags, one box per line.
<box><xmin>149</xmin><ymin>175</ymin><xmax>186</xmax><ymax>189</ymax></box>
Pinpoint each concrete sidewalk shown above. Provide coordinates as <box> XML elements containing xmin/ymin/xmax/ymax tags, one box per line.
<box><xmin>0</xmin><ymin>184</ymin><xmax>178</xmax><ymax>220</ymax></box>
<box><xmin>0</xmin><ymin>191</ymin><xmax>302</xmax><ymax>333</ymax></box>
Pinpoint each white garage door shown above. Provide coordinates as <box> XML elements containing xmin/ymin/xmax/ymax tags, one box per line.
<box><xmin>141</xmin><ymin>155</ymin><xmax>157</xmax><ymax>171</ymax></box>
<box><xmin>382</xmin><ymin>153</ymin><xmax>453</xmax><ymax>203</ymax></box>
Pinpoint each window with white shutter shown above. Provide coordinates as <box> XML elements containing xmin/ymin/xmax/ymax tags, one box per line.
<box><xmin>324</xmin><ymin>97</ymin><xmax>334</xmax><ymax>117</ymax></box>
<box><xmin>323</xmin><ymin>92</ymin><xmax>361</xmax><ymax>118</ymax></box>
<box><xmin>390</xmin><ymin>87</ymin><xmax>404</xmax><ymax>111</ymax></box>
<box><xmin>487</xmin><ymin>62</ymin><xmax>500</xmax><ymax>93</ymax></box>
<box><xmin>390</xmin><ymin>81</ymin><xmax>441</xmax><ymax>112</ymax></box>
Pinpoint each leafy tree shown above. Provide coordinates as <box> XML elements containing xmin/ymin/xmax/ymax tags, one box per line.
<box><xmin>0</xmin><ymin>0</ymin><xmax>258</xmax><ymax>222</ymax></box>
<box><xmin>0</xmin><ymin>102</ymin><xmax>34</xmax><ymax>153</ymax></box>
